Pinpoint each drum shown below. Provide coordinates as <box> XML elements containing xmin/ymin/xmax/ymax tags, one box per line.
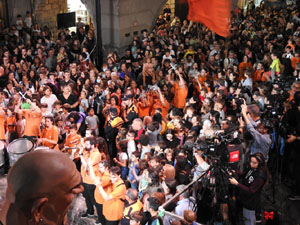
<box><xmin>7</xmin><ymin>138</ymin><xmax>35</xmax><ymax>166</ymax></box>
<box><xmin>34</xmin><ymin>146</ymin><xmax>50</xmax><ymax>151</ymax></box>
<box><xmin>0</xmin><ymin>141</ymin><xmax>5</xmax><ymax>167</ymax></box>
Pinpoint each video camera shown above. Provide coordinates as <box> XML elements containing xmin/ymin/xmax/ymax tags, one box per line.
<box><xmin>193</xmin><ymin>131</ymin><xmax>242</xmax><ymax>166</ymax></box>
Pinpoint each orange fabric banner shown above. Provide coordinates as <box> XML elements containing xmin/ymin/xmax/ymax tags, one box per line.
<box><xmin>187</xmin><ymin>0</ymin><xmax>231</xmax><ymax>37</ymax></box>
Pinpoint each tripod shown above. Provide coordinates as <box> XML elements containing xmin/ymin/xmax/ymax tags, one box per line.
<box><xmin>160</xmin><ymin>157</ymin><xmax>233</xmax><ymax>225</ymax></box>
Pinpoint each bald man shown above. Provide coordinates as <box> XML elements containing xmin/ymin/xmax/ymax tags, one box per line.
<box><xmin>121</xmin><ymin>188</ymin><xmax>143</xmax><ymax>225</ymax></box>
<box><xmin>0</xmin><ymin>150</ymin><xmax>84</xmax><ymax>225</ymax></box>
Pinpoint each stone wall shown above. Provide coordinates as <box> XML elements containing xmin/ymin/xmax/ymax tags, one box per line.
<box><xmin>34</xmin><ymin>0</ymin><xmax>68</xmax><ymax>37</ymax></box>
<box><xmin>7</xmin><ymin>0</ymin><xmax>31</xmax><ymax>26</ymax></box>
<box><xmin>82</xmin><ymin>0</ymin><xmax>167</xmax><ymax>53</ymax></box>
<box><xmin>117</xmin><ymin>0</ymin><xmax>167</xmax><ymax>48</ymax></box>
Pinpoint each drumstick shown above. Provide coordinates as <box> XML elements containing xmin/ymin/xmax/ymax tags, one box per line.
<box><xmin>19</xmin><ymin>91</ymin><xmax>27</xmax><ymax>100</ymax></box>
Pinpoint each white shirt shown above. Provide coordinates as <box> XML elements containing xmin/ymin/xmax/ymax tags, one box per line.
<box><xmin>24</xmin><ymin>17</ymin><xmax>32</xmax><ymax>28</ymax></box>
<box><xmin>41</xmin><ymin>94</ymin><xmax>58</xmax><ymax>113</ymax></box>
<box><xmin>163</xmin><ymin>55</ymin><xmax>173</xmax><ymax>61</ymax></box>
<box><xmin>118</xmin><ymin>152</ymin><xmax>128</xmax><ymax>162</ymax></box>
<box><xmin>127</xmin><ymin>140</ymin><xmax>136</xmax><ymax>159</ymax></box>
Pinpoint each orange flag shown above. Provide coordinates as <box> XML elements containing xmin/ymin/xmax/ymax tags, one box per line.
<box><xmin>187</xmin><ymin>0</ymin><xmax>231</xmax><ymax>37</ymax></box>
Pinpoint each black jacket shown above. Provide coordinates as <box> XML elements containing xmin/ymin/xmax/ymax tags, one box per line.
<box><xmin>237</xmin><ymin>168</ymin><xmax>266</xmax><ymax>210</ymax></box>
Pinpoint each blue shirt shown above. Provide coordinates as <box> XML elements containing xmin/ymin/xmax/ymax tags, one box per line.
<box><xmin>246</xmin><ymin>123</ymin><xmax>272</xmax><ymax>162</ymax></box>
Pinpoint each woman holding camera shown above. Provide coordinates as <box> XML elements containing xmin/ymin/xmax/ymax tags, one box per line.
<box><xmin>229</xmin><ymin>152</ymin><xmax>267</xmax><ymax>225</ymax></box>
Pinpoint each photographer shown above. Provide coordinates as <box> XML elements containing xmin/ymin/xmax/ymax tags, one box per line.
<box><xmin>229</xmin><ymin>153</ymin><xmax>267</xmax><ymax>225</ymax></box>
<box><xmin>240</xmin><ymin>102</ymin><xmax>272</xmax><ymax>162</ymax></box>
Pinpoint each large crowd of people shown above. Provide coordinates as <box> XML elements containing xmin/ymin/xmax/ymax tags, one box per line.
<box><xmin>0</xmin><ymin>1</ymin><xmax>300</xmax><ymax>225</ymax></box>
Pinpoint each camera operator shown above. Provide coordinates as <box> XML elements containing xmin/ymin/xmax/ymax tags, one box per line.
<box><xmin>193</xmin><ymin>149</ymin><xmax>209</xmax><ymax>179</ymax></box>
<box><xmin>192</xmin><ymin>147</ymin><xmax>232</xmax><ymax>225</ymax></box>
<box><xmin>229</xmin><ymin>153</ymin><xmax>267</xmax><ymax>225</ymax></box>
<box><xmin>240</xmin><ymin>102</ymin><xmax>272</xmax><ymax>162</ymax></box>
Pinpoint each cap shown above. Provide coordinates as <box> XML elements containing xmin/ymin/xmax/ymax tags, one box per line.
<box><xmin>122</xmin><ymin>94</ymin><xmax>133</xmax><ymax>101</ymax></box>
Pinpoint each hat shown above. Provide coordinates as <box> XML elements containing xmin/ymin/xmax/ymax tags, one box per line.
<box><xmin>122</xmin><ymin>94</ymin><xmax>133</xmax><ymax>101</ymax></box>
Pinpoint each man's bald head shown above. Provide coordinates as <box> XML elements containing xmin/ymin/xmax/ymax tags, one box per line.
<box><xmin>126</xmin><ymin>188</ymin><xmax>138</xmax><ymax>202</ymax></box>
<box><xmin>2</xmin><ymin>150</ymin><xmax>83</xmax><ymax>225</ymax></box>
<box><xmin>7</xmin><ymin>150</ymin><xmax>77</xmax><ymax>203</ymax></box>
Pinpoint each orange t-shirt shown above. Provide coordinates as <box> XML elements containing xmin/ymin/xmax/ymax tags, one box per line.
<box><xmin>238</xmin><ymin>62</ymin><xmax>253</xmax><ymax>77</ymax></box>
<box><xmin>291</xmin><ymin>57</ymin><xmax>300</xmax><ymax>70</ymax></box>
<box><xmin>260</xmin><ymin>72</ymin><xmax>268</xmax><ymax>83</ymax></box>
<box><xmin>65</xmin><ymin>133</ymin><xmax>81</xmax><ymax>147</ymax></box>
<box><xmin>94</xmin><ymin>171</ymin><xmax>112</xmax><ymax>204</ymax></box>
<box><xmin>253</xmin><ymin>69</ymin><xmax>264</xmax><ymax>82</ymax></box>
<box><xmin>22</xmin><ymin>110</ymin><xmax>42</xmax><ymax>137</ymax></box>
<box><xmin>81</xmin><ymin>149</ymin><xmax>101</xmax><ymax>184</ymax></box>
<box><xmin>5</xmin><ymin>116</ymin><xmax>16</xmax><ymax>132</ymax></box>
<box><xmin>198</xmin><ymin>74</ymin><xmax>208</xmax><ymax>85</ymax></box>
<box><xmin>172</xmin><ymin>82</ymin><xmax>188</xmax><ymax>109</ymax></box>
<box><xmin>41</xmin><ymin>126</ymin><xmax>59</xmax><ymax>149</ymax></box>
<box><xmin>65</xmin><ymin>133</ymin><xmax>81</xmax><ymax>157</ymax></box>
<box><xmin>150</xmin><ymin>98</ymin><xmax>170</xmax><ymax>119</ymax></box>
<box><xmin>103</xmin><ymin>179</ymin><xmax>126</xmax><ymax>221</ymax></box>
<box><xmin>137</xmin><ymin>101</ymin><xmax>151</xmax><ymax>118</ymax></box>
<box><xmin>0</xmin><ymin>112</ymin><xmax>5</xmax><ymax>140</ymax></box>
